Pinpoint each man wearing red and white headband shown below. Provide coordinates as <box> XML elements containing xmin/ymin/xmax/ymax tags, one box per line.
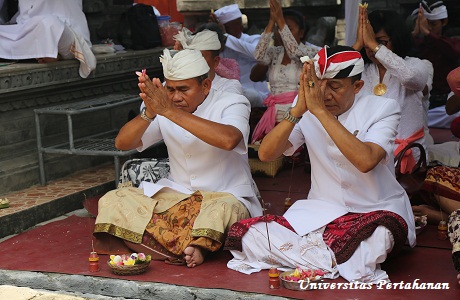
<box><xmin>226</xmin><ymin>45</ymin><xmax>415</xmax><ymax>284</ymax></box>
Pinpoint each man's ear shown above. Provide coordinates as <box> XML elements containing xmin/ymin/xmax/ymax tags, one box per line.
<box><xmin>214</xmin><ymin>56</ymin><xmax>221</xmax><ymax>69</ymax></box>
<box><xmin>202</xmin><ymin>77</ymin><xmax>212</xmax><ymax>94</ymax></box>
<box><xmin>442</xmin><ymin>18</ymin><xmax>448</xmax><ymax>27</ymax></box>
<box><xmin>353</xmin><ymin>79</ymin><xmax>365</xmax><ymax>94</ymax></box>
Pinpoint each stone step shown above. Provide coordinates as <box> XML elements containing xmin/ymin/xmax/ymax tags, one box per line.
<box><xmin>0</xmin><ymin>164</ymin><xmax>116</xmax><ymax>239</ymax></box>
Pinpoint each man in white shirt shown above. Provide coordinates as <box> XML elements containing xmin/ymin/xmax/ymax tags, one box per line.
<box><xmin>138</xmin><ymin>25</ymin><xmax>244</xmax><ymax>113</ymax></box>
<box><xmin>94</xmin><ymin>49</ymin><xmax>262</xmax><ymax>268</ymax></box>
<box><xmin>173</xmin><ymin>24</ymin><xmax>243</xmax><ymax>95</ymax></box>
<box><xmin>226</xmin><ymin>46</ymin><xmax>415</xmax><ymax>284</ymax></box>
<box><xmin>211</xmin><ymin>4</ymin><xmax>270</xmax><ymax>107</ymax></box>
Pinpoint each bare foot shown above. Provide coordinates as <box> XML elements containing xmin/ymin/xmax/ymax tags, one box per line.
<box><xmin>36</xmin><ymin>57</ymin><xmax>59</xmax><ymax>63</ymax></box>
<box><xmin>412</xmin><ymin>205</ymin><xmax>448</xmax><ymax>225</ymax></box>
<box><xmin>184</xmin><ymin>246</ymin><xmax>206</xmax><ymax>268</ymax></box>
<box><xmin>457</xmin><ymin>273</ymin><xmax>460</xmax><ymax>285</ymax></box>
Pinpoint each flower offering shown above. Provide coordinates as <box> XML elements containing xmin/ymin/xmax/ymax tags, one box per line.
<box><xmin>283</xmin><ymin>267</ymin><xmax>325</xmax><ymax>282</ymax></box>
<box><xmin>109</xmin><ymin>253</ymin><xmax>151</xmax><ymax>266</ymax></box>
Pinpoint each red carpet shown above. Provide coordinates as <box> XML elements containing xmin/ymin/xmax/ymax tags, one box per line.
<box><xmin>0</xmin><ymin>214</ymin><xmax>458</xmax><ymax>299</ymax></box>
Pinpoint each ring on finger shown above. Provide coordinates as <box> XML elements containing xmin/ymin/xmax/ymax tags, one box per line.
<box><xmin>308</xmin><ymin>81</ymin><xmax>315</xmax><ymax>88</ymax></box>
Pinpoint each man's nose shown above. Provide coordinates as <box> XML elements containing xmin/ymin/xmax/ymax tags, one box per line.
<box><xmin>324</xmin><ymin>87</ymin><xmax>334</xmax><ymax>99</ymax></box>
<box><xmin>171</xmin><ymin>91</ymin><xmax>182</xmax><ymax>101</ymax></box>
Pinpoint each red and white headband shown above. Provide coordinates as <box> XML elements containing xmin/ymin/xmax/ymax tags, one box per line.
<box><xmin>301</xmin><ymin>46</ymin><xmax>364</xmax><ymax>79</ymax></box>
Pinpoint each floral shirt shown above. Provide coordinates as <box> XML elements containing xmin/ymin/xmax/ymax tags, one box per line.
<box><xmin>254</xmin><ymin>26</ymin><xmax>319</xmax><ymax>95</ymax></box>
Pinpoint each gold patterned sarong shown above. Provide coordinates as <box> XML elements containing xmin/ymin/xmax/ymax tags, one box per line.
<box><xmin>423</xmin><ymin>166</ymin><xmax>460</xmax><ymax>201</ymax></box>
<box><xmin>94</xmin><ymin>187</ymin><xmax>249</xmax><ymax>256</ymax></box>
<box><xmin>94</xmin><ymin>187</ymin><xmax>158</xmax><ymax>243</ymax></box>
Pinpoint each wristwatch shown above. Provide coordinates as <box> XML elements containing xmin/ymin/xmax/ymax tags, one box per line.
<box><xmin>140</xmin><ymin>107</ymin><xmax>155</xmax><ymax>123</ymax></box>
<box><xmin>282</xmin><ymin>108</ymin><xmax>302</xmax><ymax>124</ymax></box>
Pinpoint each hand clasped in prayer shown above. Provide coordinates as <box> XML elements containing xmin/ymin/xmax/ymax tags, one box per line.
<box><xmin>138</xmin><ymin>74</ymin><xmax>171</xmax><ymax>118</ymax></box>
<box><xmin>299</xmin><ymin>61</ymin><xmax>326</xmax><ymax>116</ymax></box>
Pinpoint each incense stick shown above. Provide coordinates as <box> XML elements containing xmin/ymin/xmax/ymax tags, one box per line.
<box><xmin>261</xmin><ymin>198</ymin><xmax>272</xmax><ymax>253</ymax></box>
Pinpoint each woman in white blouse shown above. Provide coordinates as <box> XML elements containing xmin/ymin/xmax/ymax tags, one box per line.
<box><xmin>353</xmin><ymin>7</ymin><xmax>431</xmax><ymax>174</ymax></box>
<box><xmin>250</xmin><ymin>0</ymin><xmax>319</xmax><ymax>143</ymax></box>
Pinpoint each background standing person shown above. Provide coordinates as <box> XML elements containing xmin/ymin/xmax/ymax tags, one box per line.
<box><xmin>353</xmin><ymin>6</ymin><xmax>431</xmax><ymax>174</ymax></box>
<box><xmin>210</xmin><ymin>4</ymin><xmax>270</xmax><ymax>107</ymax></box>
<box><xmin>410</xmin><ymin>0</ymin><xmax>460</xmax><ymax>128</ymax></box>
<box><xmin>250</xmin><ymin>0</ymin><xmax>319</xmax><ymax>143</ymax></box>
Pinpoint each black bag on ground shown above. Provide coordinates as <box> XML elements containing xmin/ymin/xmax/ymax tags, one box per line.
<box><xmin>394</xmin><ymin>142</ymin><xmax>429</xmax><ymax>203</ymax></box>
<box><xmin>118</xmin><ymin>4</ymin><xmax>162</xmax><ymax>50</ymax></box>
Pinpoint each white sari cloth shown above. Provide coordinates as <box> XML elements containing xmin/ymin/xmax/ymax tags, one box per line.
<box><xmin>227</xmin><ymin>222</ymin><xmax>339</xmax><ymax>280</ymax></box>
<box><xmin>227</xmin><ymin>221</ymin><xmax>394</xmax><ymax>284</ymax></box>
<box><xmin>0</xmin><ymin>0</ymin><xmax>96</xmax><ymax>78</ymax></box>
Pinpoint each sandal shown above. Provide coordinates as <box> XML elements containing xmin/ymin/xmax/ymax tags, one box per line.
<box><xmin>164</xmin><ymin>257</ymin><xmax>186</xmax><ymax>266</ymax></box>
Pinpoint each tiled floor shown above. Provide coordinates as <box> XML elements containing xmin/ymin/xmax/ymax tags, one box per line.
<box><xmin>0</xmin><ymin>163</ymin><xmax>115</xmax><ymax>218</ymax></box>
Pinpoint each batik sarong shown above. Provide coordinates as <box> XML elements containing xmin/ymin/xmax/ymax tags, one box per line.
<box><xmin>94</xmin><ymin>187</ymin><xmax>249</xmax><ymax>257</ymax></box>
<box><xmin>423</xmin><ymin>166</ymin><xmax>460</xmax><ymax>201</ymax></box>
<box><xmin>323</xmin><ymin>211</ymin><xmax>408</xmax><ymax>264</ymax></box>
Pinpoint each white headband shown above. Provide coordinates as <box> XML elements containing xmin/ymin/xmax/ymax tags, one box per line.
<box><xmin>412</xmin><ymin>1</ymin><xmax>448</xmax><ymax>20</ymax></box>
<box><xmin>214</xmin><ymin>4</ymin><xmax>242</xmax><ymax>25</ymax></box>
<box><xmin>160</xmin><ymin>48</ymin><xmax>210</xmax><ymax>81</ymax></box>
<box><xmin>174</xmin><ymin>28</ymin><xmax>221</xmax><ymax>51</ymax></box>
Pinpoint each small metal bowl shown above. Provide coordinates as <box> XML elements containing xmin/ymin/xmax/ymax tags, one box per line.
<box><xmin>279</xmin><ymin>270</ymin><xmax>323</xmax><ymax>291</ymax></box>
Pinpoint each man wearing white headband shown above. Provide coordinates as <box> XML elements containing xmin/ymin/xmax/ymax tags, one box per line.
<box><xmin>226</xmin><ymin>46</ymin><xmax>415</xmax><ymax>284</ymax></box>
<box><xmin>411</xmin><ymin>1</ymin><xmax>460</xmax><ymax>128</ymax></box>
<box><xmin>138</xmin><ymin>24</ymin><xmax>243</xmax><ymax>114</ymax></box>
<box><xmin>173</xmin><ymin>24</ymin><xmax>243</xmax><ymax>95</ymax></box>
<box><xmin>210</xmin><ymin>4</ymin><xmax>270</xmax><ymax>107</ymax></box>
<box><xmin>95</xmin><ymin>48</ymin><xmax>262</xmax><ymax>268</ymax></box>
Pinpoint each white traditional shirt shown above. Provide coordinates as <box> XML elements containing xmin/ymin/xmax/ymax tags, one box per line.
<box><xmin>358</xmin><ymin>46</ymin><xmax>430</xmax><ymax>155</ymax></box>
<box><xmin>254</xmin><ymin>26</ymin><xmax>319</xmax><ymax>96</ymax></box>
<box><xmin>212</xmin><ymin>74</ymin><xmax>243</xmax><ymax>95</ymax></box>
<box><xmin>284</xmin><ymin>94</ymin><xmax>416</xmax><ymax>247</ymax></box>
<box><xmin>138</xmin><ymin>88</ymin><xmax>262</xmax><ymax>217</ymax></box>
<box><xmin>221</xmin><ymin>33</ymin><xmax>270</xmax><ymax>103</ymax></box>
